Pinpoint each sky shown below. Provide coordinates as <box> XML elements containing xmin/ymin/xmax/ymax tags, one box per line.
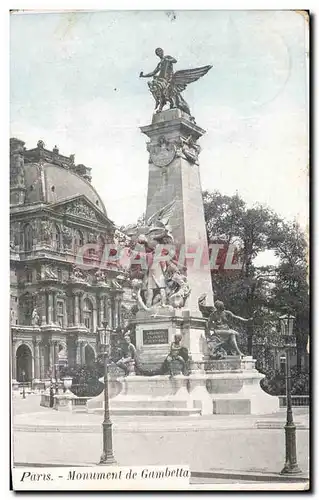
<box><xmin>10</xmin><ymin>10</ymin><xmax>309</xmax><ymax>241</ymax></box>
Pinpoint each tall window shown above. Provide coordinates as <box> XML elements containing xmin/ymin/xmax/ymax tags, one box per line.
<box><xmin>97</xmin><ymin>235</ymin><xmax>105</xmax><ymax>256</ymax></box>
<box><xmin>57</xmin><ymin>300</ymin><xmax>64</xmax><ymax>327</ymax></box>
<box><xmin>83</xmin><ymin>298</ymin><xmax>93</xmax><ymax>332</ymax></box>
<box><xmin>20</xmin><ymin>293</ymin><xmax>34</xmax><ymax>325</ymax></box>
<box><xmin>74</xmin><ymin>230</ymin><xmax>84</xmax><ymax>252</ymax></box>
<box><xmin>25</xmin><ymin>271</ymin><xmax>32</xmax><ymax>283</ymax></box>
<box><xmin>24</xmin><ymin>224</ymin><xmax>33</xmax><ymax>251</ymax></box>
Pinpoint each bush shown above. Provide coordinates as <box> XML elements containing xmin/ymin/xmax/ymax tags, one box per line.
<box><xmin>60</xmin><ymin>363</ymin><xmax>104</xmax><ymax>397</ymax></box>
<box><xmin>261</xmin><ymin>367</ymin><xmax>309</xmax><ymax>396</ymax></box>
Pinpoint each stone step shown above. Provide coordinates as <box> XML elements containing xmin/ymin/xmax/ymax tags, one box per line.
<box><xmin>256</xmin><ymin>420</ymin><xmax>309</xmax><ymax>430</ymax></box>
<box><xmin>90</xmin><ymin>407</ymin><xmax>202</xmax><ymax>417</ymax></box>
<box><xmin>110</xmin><ymin>400</ymin><xmax>189</xmax><ymax>409</ymax></box>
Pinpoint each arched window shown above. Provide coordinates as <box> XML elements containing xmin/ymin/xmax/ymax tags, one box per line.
<box><xmin>24</xmin><ymin>224</ymin><xmax>33</xmax><ymax>251</ymax></box>
<box><xmin>16</xmin><ymin>344</ymin><xmax>33</xmax><ymax>382</ymax></box>
<box><xmin>57</xmin><ymin>300</ymin><xmax>64</xmax><ymax>327</ymax></box>
<box><xmin>52</xmin><ymin>224</ymin><xmax>61</xmax><ymax>251</ymax></box>
<box><xmin>83</xmin><ymin>298</ymin><xmax>93</xmax><ymax>332</ymax></box>
<box><xmin>74</xmin><ymin>230</ymin><xmax>84</xmax><ymax>251</ymax></box>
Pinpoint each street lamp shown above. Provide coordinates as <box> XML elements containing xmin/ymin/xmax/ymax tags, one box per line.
<box><xmin>279</xmin><ymin>313</ymin><xmax>302</xmax><ymax>475</ymax></box>
<box><xmin>54</xmin><ymin>363</ymin><xmax>59</xmax><ymax>394</ymax></box>
<box><xmin>97</xmin><ymin>320</ymin><xmax>116</xmax><ymax>465</ymax></box>
<box><xmin>21</xmin><ymin>370</ymin><xmax>26</xmax><ymax>399</ymax></box>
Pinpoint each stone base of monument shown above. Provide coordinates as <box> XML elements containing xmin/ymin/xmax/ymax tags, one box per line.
<box><xmin>132</xmin><ymin>309</ymin><xmax>208</xmax><ymax>373</ymax></box>
<box><xmin>87</xmin><ymin>375</ymin><xmax>201</xmax><ymax>417</ymax></box>
<box><xmin>86</xmin><ymin>356</ymin><xmax>278</xmax><ymax>417</ymax></box>
<box><xmin>202</xmin><ymin>356</ymin><xmax>279</xmax><ymax>415</ymax></box>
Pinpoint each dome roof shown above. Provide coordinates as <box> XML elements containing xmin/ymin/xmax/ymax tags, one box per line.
<box><xmin>24</xmin><ymin>162</ymin><xmax>107</xmax><ymax>215</ymax></box>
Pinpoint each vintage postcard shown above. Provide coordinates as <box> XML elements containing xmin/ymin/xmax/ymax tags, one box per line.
<box><xmin>10</xmin><ymin>9</ymin><xmax>309</xmax><ymax>491</ymax></box>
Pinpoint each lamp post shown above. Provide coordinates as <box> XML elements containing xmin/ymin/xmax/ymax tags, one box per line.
<box><xmin>279</xmin><ymin>313</ymin><xmax>302</xmax><ymax>475</ymax></box>
<box><xmin>54</xmin><ymin>363</ymin><xmax>60</xmax><ymax>394</ymax></box>
<box><xmin>21</xmin><ymin>370</ymin><xmax>26</xmax><ymax>399</ymax></box>
<box><xmin>97</xmin><ymin>320</ymin><xmax>116</xmax><ymax>465</ymax></box>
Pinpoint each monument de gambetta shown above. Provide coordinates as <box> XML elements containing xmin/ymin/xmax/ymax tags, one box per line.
<box><xmin>88</xmin><ymin>48</ymin><xmax>279</xmax><ymax>417</ymax></box>
<box><xmin>11</xmin><ymin>48</ymin><xmax>279</xmax><ymax>416</ymax></box>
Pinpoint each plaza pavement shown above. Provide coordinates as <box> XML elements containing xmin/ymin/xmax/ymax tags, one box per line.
<box><xmin>12</xmin><ymin>394</ymin><xmax>310</xmax><ymax>483</ymax></box>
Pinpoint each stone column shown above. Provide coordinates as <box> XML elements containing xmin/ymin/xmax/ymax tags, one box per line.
<box><xmin>107</xmin><ymin>297</ymin><xmax>113</xmax><ymax>328</ymax></box>
<box><xmin>76</xmin><ymin>340</ymin><xmax>82</xmax><ymax>365</ymax></box>
<box><xmin>37</xmin><ymin>290</ymin><xmax>47</xmax><ymax>325</ymax></box>
<box><xmin>48</xmin><ymin>292</ymin><xmax>54</xmax><ymax>325</ymax></box>
<box><xmin>74</xmin><ymin>294</ymin><xmax>80</xmax><ymax>326</ymax></box>
<box><xmin>117</xmin><ymin>297</ymin><xmax>122</xmax><ymax>327</ymax></box>
<box><xmin>66</xmin><ymin>292</ymin><xmax>73</xmax><ymax>327</ymax></box>
<box><xmin>54</xmin><ymin>341</ymin><xmax>59</xmax><ymax>366</ymax></box>
<box><xmin>49</xmin><ymin>340</ymin><xmax>55</xmax><ymax>374</ymax></box>
<box><xmin>99</xmin><ymin>296</ymin><xmax>104</xmax><ymax>327</ymax></box>
<box><xmin>79</xmin><ymin>292</ymin><xmax>84</xmax><ymax>326</ymax></box>
<box><xmin>12</xmin><ymin>339</ymin><xmax>17</xmax><ymax>381</ymax></box>
<box><xmin>39</xmin><ymin>343</ymin><xmax>45</xmax><ymax>380</ymax></box>
<box><xmin>33</xmin><ymin>338</ymin><xmax>41</xmax><ymax>381</ymax></box>
<box><xmin>53</xmin><ymin>292</ymin><xmax>58</xmax><ymax>325</ymax></box>
<box><xmin>113</xmin><ymin>297</ymin><xmax>118</xmax><ymax>328</ymax></box>
<box><xmin>81</xmin><ymin>343</ymin><xmax>86</xmax><ymax>365</ymax></box>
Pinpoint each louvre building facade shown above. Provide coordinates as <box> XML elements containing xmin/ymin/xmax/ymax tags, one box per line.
<box><xmin>10</xmin><ymin>138</ymin><xmax>133</xmax><ymax>386</ymax></box>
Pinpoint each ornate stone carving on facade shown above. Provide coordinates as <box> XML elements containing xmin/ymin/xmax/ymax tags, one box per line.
<box><xmin>41</xmin><ymin>265</ymin><xmax>58</xmax><ymax>281</ymax></box>
<box><xmin>31</xmin><ymin>308</ymin><xmax>40</xmax><ymax>326</ymax></box>
<box><xmin>23</xmin><ymin>141</ymin><xmax>76</xmax><ymax>170</ymax></box>
<box><xmin>70</xmin><ymin>266</ymin><xmax>87</xmax><ymax>283</ymax></box>
<box><xmin>10</xmin><ymin>138</ymin><xmax>25</xmax><ymax>188</ymax></box>
<box><xmin>10</xmin><ymin>308</ymin><xmax>16</xmax><ymax>325</ymax></box>
<box><xmin>57</xmin><ymin>344</ymin><xmax>68</xmax><ymax>366</ymax></box>
<box><xmin>61</xmin><ymin>225</ymin><xmax>73</xmax><ymax>249</ymax></box>
<box><xmin>65</xmin><ymin>200</ymin><xmax>99</xmax><ymax>221</ymax></box>
<box><xmin>39</xmin><ymin>219</ymin><xmax>53</xmax><ymax>243</ymax></box>
<box><xmin>111</xmin><ymin>279</ymin><xmax>123</xmax><ymax>290</ymax></box>
<box><xmin>88</xmin><ymin>232</ymin><xmax>97</xmax><ymax>244</ymax></box>
<box><xmin>147</xmin><ymin>136</ymin><xmax>176</xmax><ymax>167</ymax></box>
<box><xmin>10</xmin><ymin>222</ymin><xmax>20</xmax><ymax>250</ymax></box>
<box><xmin>94</xmin><ymin>269</ymin><xmax>109</xmax><ymax>286</ymax></box>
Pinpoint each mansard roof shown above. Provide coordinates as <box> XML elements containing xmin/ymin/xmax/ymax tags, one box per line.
<box><xmin>10</xmin><ymin>139</ymin><xmax>107</xmax><ymax>216</ymax></box>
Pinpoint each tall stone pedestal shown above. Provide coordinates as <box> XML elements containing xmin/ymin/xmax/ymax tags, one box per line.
<box><xmin>141</xmin><ymin>108</ymin><xmax>214</xmax><ymax>316</ymax></box>
<box><xmin>133</xmin><ymin>309</ymin><xmax>207</xmax><ymax>373</ymax></box>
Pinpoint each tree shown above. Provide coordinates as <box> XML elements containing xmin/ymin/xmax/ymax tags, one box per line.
<box><xmin>267</xmin><ymin>219</ymin><xmax>309</xmax><ymax>372</ymax></box>
<box><xmin>203</xmin><ymin>191</ymin><xmax>309</xmax><ymax>365</ymax></box>
<box><xmin>203</xmin><ymin>190</ymin><xmax>277</xmax><ymax>354</ymax></box>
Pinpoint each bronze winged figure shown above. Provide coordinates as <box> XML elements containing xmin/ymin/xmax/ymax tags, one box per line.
<box><xmin>140</xmin><ymin>48</ymin><xmax>212</xmax><ymax>116</ymax></box>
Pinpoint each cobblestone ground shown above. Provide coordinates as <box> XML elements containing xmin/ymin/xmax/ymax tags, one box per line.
<box><xmin>12</xmin><ymin>394</ymin><xmax>310</xmax><ymax>477</ymax></box>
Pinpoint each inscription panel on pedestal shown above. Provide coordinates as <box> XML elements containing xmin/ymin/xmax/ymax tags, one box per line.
<box><xmin>143</xmin><ymin>329</ymin><xmax>169</xmax><ymax>345</ymax></box>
